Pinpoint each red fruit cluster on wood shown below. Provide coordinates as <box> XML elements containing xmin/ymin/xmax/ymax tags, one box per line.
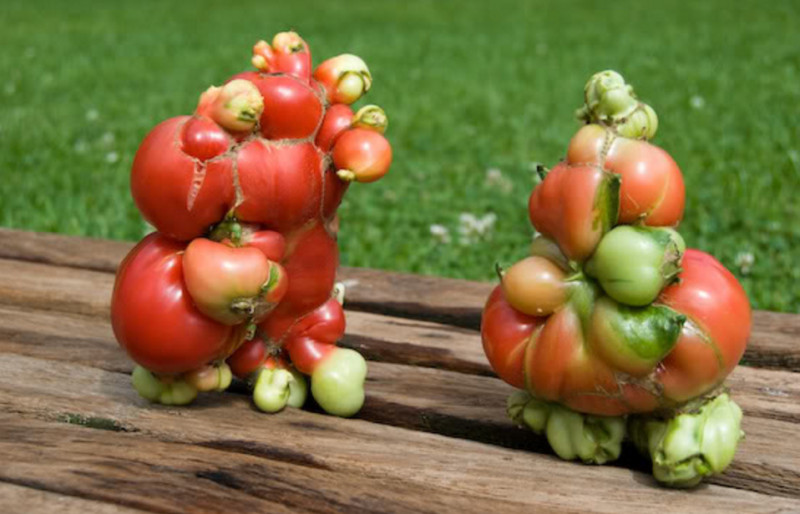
<box><xmin>112</xmin><ymin>32</ymin><xmax>392</xmax><ymax>403</ymax></box>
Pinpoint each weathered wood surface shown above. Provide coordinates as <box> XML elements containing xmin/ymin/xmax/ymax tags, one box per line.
<box><xmin>1</xmin><ymin>228</ymin><xmax>799</xmax><ymax>512</ymax></box>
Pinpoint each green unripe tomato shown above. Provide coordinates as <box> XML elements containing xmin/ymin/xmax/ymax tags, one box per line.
<box><xmin>311</xmin><ymin>348</ymin><xmax>367</xmax><ymax>417</ymax></box>
<box><xmin>585</xmin><ymin>225</ymin><xmax>685</xmax><ymax>306</ymax></box>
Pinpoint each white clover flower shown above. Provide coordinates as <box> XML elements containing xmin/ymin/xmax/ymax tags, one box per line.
<box><xmin>4</xmin><ymin>83</ymin><xmax>16</xmax><ymax>96</ymax></box>
<box><xmin>86</xmin><ymin>109</ymin><xmax>100</xmax><ymax>121</ymax></box>
<box><xmin>485</xmin><ymin>167</ymin><xmax>513</xmax><ymax>194</ymax></box>
<box><xmin>429</xmin><ymin>224</ymin><xmax>451</xmax><ymax>244</ymax></box>
<box><xmin>458</xmin><ymin>212</ymin><xmax>497</xmax><ymax>245</ymax></box>
<box><xmin>690</xmin><ymin>95</ymin><xmax>705</xmax><ymax>109</ymax></box>
<box><xmin>105</xmin><ymin>151</ymin><xmax>119</xmax><ymax>163</ymax></box>
<box><xmin>734</xmin><ymin>251</ymin><xmax>755</xmax><ymax>275</ymax></box>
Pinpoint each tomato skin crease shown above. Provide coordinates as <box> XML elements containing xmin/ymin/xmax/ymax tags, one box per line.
<box><xmin>482</xmin><ymin>247</ymin><xmax>750</xmax><ymax>415</ymax></box>
<box><xmin>131</xmin><ymin>117</ymin><xmax>236</xmax><ymax>241</ymax></box>
<box><xmin>567</xmin><ymin>124</ymin><xmax>685</xmax><ymax>227</ymax></box>
<box><xmin>528</xmin><ymin>162</ymin><xmax>617</xmax><ymax>262</ymax></box>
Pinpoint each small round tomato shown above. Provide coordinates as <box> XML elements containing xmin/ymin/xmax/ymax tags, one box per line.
<box><xmin>501</xmin><ymin>256</ymin><xmax>568</xmax><ymax>316</ymax></box>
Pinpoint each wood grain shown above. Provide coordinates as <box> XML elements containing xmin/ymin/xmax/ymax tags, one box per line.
<box><xmin>0</xmin><ymin>228</ymin><xmax>796</xmax><ymax>371</ymax></box>
<box><xmin>1</xmin><ymin>302</ymin><xmax>799</xmax><ymax>499</ymax></box>
<box><xmin>1</xmin><ymin>481</ymin><xmax>144</xmax><ymax>514</ymax></box>
<box><xmin>1</xmin><ymin>415</ymin><xmax>505</xmax><ymax>514</ymax></box>
<box><xmin>0</xmin><ymin>354</ymin><xmax>797</xmax><ymax>513</ymax></box>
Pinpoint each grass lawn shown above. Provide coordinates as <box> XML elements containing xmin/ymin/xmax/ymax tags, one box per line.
<box><xmin>1</xmin><ymin>0</ymin><xmax>799</xmax><ymax>312</ymax></box>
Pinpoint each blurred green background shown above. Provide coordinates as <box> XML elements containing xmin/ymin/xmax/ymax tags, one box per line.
<box><xmin>1</xmin><ymin>0</ymin><xmax>799</xmax><ymax>312</ymax></box>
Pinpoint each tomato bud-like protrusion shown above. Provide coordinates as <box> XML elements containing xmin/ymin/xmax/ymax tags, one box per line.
<box><xmin>351</xmin><ymin>104</ymin><xmax>388</xmax><ymax>133</ymax></box>
<box><xmin>182</xmin><ymin>238</ymin><xmax>287</xmax><ymax>326</ymax></box>
<box><xmin>252</xmin><ymin>358</ymin><xmax>308</xmax><ymax>413</ymax></box>
<box><xmin>333</xmin><ymin>128</ymin><xmax>392</xmax><ymax>183</ymax></box>
<box><xmin>310</xmin><ymin>347</ymin><xmax>367</xmax><ymax>418</ymax></box>
<box><xmin>252</xmin><ymin>31</ymin><xmax>312</xmax><ymax>81</ymax></box>
<box><xmin>184</xmin><ymin>362</ymin><xmax>233</xmax><ymax>392</ymax></box>
<box><xmin>586</xmin><ymin>226</ymin><xmax>685</xmax><ymax>306</ymax></box>
<box><xmin>180</xmin><ymin>116</ymin><xmax>231</xmax><ymax>161</ymax></box>
<box><xmin>576</xmin><ymin>70</ymin><xmax>658</xmax><ymax>140</ymax></box>
<box><xmin>313</xmin><ymin>54</ymin><xmax>372</xmax><ymax>105</ymax></box>
<box><xmin>501</xmin><ymin>256</ymin><xmax>569</xmax><ymax>317</ymax></box>
<box><xmin>196</xmin><ymin>79</ymin><xmax>264</xmax><ymax>133</ymax></box>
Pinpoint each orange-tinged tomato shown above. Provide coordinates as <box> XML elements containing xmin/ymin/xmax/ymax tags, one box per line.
<box><xmin>567</xmin><ymin>124</ymin><xmax>685</xmax><ymax>227</ymax></box>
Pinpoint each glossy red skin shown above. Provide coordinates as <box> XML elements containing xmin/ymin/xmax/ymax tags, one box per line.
<box><xmin>282</xmin><ymin>298</ymin><xmax>345</xmax><ymax>374</ymax></box>
<box><xmin>260</xmin><ymin>221</ymin><xmax>339</xmax><ymax>335</ymax></box>
<box><xmin>181</xmin><ymin>116</ymin><xmax>231</xmax><ymax>161</ymax></box>
<box><xmin>235</xmin><ymin>140</ymin><xmax>324</xmax><ymax>232</ymax></box>
<box><xmin>481</xmin><ymin>248</ymin><xmax>750</xmax><ymax>415</ymax></box>
<box><xmin>316</xmin><ymin>104</ymin><xmax>354</xmax><ymax>151</ymax></box>
<box><xmin>567</xmin><ymin>124</ymin><xmax>685</xmax><ymax>226</ymax></box>
<box><xmin>270</xmin><ymin>50</ymin><xmax>312</xmax><ymax>83</ymax></box>
<box><xmin>528</xmin><ymin>162</ymin><xmax>613</xmax><ymax>262</ymax></box>
<box><xmin>656</xmin><ymin>249</ymin><xmax>752</xmax><ymax>402</ymax></box>
<box><xmin>131</xmin><ymin>116</ymin><xmax>235</xmax><ymax>241</ymax></box>
<box><xmin>322</xmin><ymin>166</ymin><xmax>350</xmax><ymax>220</ymax></box>
<box><xmin>332</xmin><ymin>128</ymin><xmax>393</xmax><ymax>183</ymax></box>
<box><xmin>111</xmin><ymin>233</ymin><xmax>240</xmax><ymax>375</ymax></box>
<box><xmin>242</xmin><ymin>229</ymin><xmax>286</xmax><ymax>262</ymax></box>
<box><xmin>231</xmin><ymin>72</ymin><xmax>322</xmax><ymax>140</ymax></box>
<box><xmin>227</xmin><ymin>338</ymin><xmax>268</xmax><ymax>378</ymax></box>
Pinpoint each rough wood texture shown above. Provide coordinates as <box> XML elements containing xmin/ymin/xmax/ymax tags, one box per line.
<box><xmin>1</xmin><ymin>228</ymin><xmax>799</xmax><ymax>511</ymax></box>
<box><xmin>0</xmin><ymin>227</ymin><xmax>797</xmax><ymax>371</ymax></box>
<box><xmin>1</xmin><ymin>354</ymin><xmax>797</xmax><ymax>513</ymax></box>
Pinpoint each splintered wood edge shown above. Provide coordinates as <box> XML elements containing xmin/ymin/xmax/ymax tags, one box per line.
<box><xmin>0</xmin><ymin>227</ymin><xmax>797</xmax><ymax>371</ymax></box>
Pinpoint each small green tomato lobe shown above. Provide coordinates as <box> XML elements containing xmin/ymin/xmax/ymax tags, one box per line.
<box><xmin>131</xmin><ymin>366</ymin><xmax>198</xmax><ymax>405</ymax></box>
<box><xmin>591</xmin><ymin>297</ymin><xmax>685</xmax><ymax>376</ymax></box>
<box><xmin>629</xmin><ymin>393</ymin><xmax>744</xmax><ymax>487</ymax></box>
<box><xmin>253</xmin><ymin>367</ymin><xmax>308</xmax><ymax>413</ymax></box>
<box><xmin>586</xmin><ymin>225</ymin><xmax>685</xmax><ymax>306</ymax></box>
<box><xmin>508</xmin><ymin>392</ymin><xmax>625</xmax><ymax>465</ymax></box>
<box><xmin>576</xmin><ymin>70</ymin><xmax>659</xmax><ymax>140</ymax></box>
<box><xmin>311</xmin><ymin>348</ymin><xmax>367</xmax><ymax>417</ymax></box>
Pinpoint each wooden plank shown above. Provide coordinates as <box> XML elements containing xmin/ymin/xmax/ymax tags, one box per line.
<box><xmin>0</xmin><ymin>415</ymin><xmax>497</xmax><ymax>514</ymax></box>
<box><xmin>0</xmin><ymin>354</ymin><xmax>797</xmax><ymax>512</ymax></box>
<box><xmin>0</xmin><ymin>228</ymin><xmax>797</xmax><ymax>371</ymax></box>
<box><xmin>1</xmin><ymin>303</ymin><xmax>799</xmax><ymax>499</ymax></box>
<box><xmin>1</xmin><ymin>289</ymin><xmax>799</xmax><ymax>428</ymax></box>
<box><xmin>0</xmin><ymin>481</ymin><xmax>143</xmax><ymax>514</ymax></box>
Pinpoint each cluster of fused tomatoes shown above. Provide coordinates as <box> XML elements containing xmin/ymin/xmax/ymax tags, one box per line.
<box><xmin>481</xmin><ymin>71</ymin><xmax>750</xmax><ymax>485</ymax></box>
<box><xmin>111</xmin><ymin>32</ymin><xmax>392</xmax><ymax>417</ymax></box>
